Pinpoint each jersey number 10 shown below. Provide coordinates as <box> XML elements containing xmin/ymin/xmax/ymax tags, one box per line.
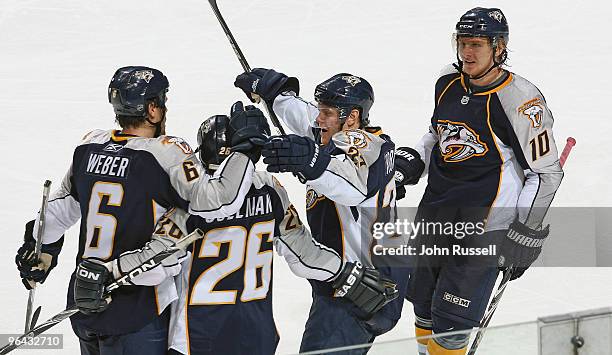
<box><xmin>529</xmin><ymin>130</ymin><xmax>550</xmax><ymax>162</ymax></box>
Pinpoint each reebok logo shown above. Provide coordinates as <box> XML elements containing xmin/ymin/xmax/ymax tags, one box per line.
<box><xmin>252</xmin><ymin>79</ymin><xmax>260</xmax><ymax>92</ymax></box>
<box><xmin>442</xmin><ymin>292</ymin><xmax>471</xmax><ymax>308</ymax></box>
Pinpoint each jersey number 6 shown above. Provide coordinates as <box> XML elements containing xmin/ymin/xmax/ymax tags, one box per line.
<box><xmin>83</xmin><ymin>182</ymin><xmax>124</xmax><ymax>260</ymax></box>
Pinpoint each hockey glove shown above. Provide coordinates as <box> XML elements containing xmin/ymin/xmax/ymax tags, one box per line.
<box><xmin>396</xmin><ymin>185</ymin><xmax>406</xmax><ymax>201</ymax></box>
<box><xmin>234</xmin><ymin>68</ymin><xmax>300</xmax><ymax>104</ymax></box>
<box><xmin>74</xmin><ymin>259</ymin><xmax>113</xmax><ymax>315</ymax></box>
<box><xmin>498</xmin><ymin>220</ymin><xmax>549</xmax><ymax>281</ymax></box>
<box><xmin>332</xmin><ymin>261</ymin><xmax>399</xmax><ymax>318</ymax></box>
<box><xmin>394</xmin><ymin>147</ymin><xmax>425</xmax><ymax>188</ymax></box>
<box><xmin>262</xmin><ymin>134</ymin><xmax>331</xmax><ymax>182</ymax></box>
<box><xmin>229</xmin><ymin>101</ymin><xmax>271</xmax><ymax>164</ymax></box>
<box><xmin>15</xmin><ymin>220</ymin><xmax>64</xmax><ymax>290</ymax></box>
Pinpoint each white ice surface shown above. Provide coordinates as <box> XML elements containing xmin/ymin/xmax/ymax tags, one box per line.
<box><xmin>1</xmin><ymin>0</ymin><xmax>610</xmax><ymax>354</ymax></box>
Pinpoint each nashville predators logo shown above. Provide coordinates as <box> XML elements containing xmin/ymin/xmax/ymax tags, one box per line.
<box><xmin>341</xmin><ymin>75</ymin><xmax>361</xmax><ymax>87</ymax></box>
<box><xmin>436</xmin><ymin>120</ymin><xmax>488</xmax><ymax>162</ymax></box>
<box><xmin>162</xmin><ymin>136</ymin><xmax>193</xmax><ymax>155</ymax></box>
<box><xmin>488</xmin><ymin>10</ymin><xmax>504</xmax><ymax>23</ymax></box>
<box><xmin>133</xmin><ymin>70</ymin><xmax>154</xmax><ymax>83</ymax></box>
<box><xmin>306</xmin><ymin>189</ymin><xmax>325</xmax><ymax>210</ymax></box>
<box><xmin>344</xmin><ymin>130</ymin><xmax>370</xmax><ymax>149</ymax></box>
<box><xmin>519</xmin><ymin>98</ymin><xmax>544</xmax><ymax>128</ymax></box>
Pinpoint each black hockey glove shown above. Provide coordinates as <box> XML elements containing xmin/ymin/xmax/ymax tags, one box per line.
<box><xmin>74</xmin><ymin>259</ymin><xmax>113</xmax><ymax>315</ymax></box>
<box><xmin>262</xmin><ymin>134</ymin><xmax>331</xmax><ymax>182</ymax></box>
<box><xmin>396</xmin><ymin>185</ymin><xmax>407</xmax><ymax>201</ymax></box>
<box><xmin>498</xmin><ymin>220</ymin><xmax>550</xmax><ymax>281</ymax></box>
<box><xmin>15</xmin><ymin>220</ymin><xmax>64</xmax><ymax>290</ymax></box>
<box><xmin>234</xmin><ymin>68</ymin><xmax>300</xmax><ymax>103</ymax></box>
<box><xmin>229</xmin><ymin>101</ymin><xmax>271</xmax><ymax>164</ymax></box>
<box><xmin>332</xmin><ymin>261</ymin><xmax>399</xmax><ymax>318</ymax></box>
<box><xmin>394</xmin><ymin>147</ymin><xmax>425</xmax><ymax>188</ymax></box>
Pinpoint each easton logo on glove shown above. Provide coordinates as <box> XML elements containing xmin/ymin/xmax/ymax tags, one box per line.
<box><xmin>334</xmin><ymin>261</ymin><xmax>363</xmax><ymax>297</ymax></box>
<box><xmin>77</xmin><ymin>266</ymin><xmax>101</xmax><ymax>281</ymax></box>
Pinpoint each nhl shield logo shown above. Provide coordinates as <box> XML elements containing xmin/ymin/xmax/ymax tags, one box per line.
<box><xmin>134</xmin><ymin>70</ymin><xmax>154</xmax><ymax>83</ymax></box>
<box><xmin>341</xmin><ymin>75</ymin><xmax>361</xmax><ymax>87</ymax></box>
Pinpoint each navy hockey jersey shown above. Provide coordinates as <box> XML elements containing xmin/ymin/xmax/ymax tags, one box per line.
<box><xmin>415</xmin><ymin>66</ymin><xmax>564</xmax><ymax>230</ymax></box>
<box><xmin>36</xmin><ymin>129</ymin><xmax>254</xmax><ymax>335</ymax></box>
<box><xmin>166</xmin><ymin>172</ymin><xmax>342</xmax><ymax>355</ymax></box>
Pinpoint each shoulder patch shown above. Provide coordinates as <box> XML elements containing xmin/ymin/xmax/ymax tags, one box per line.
<box><xmin>518</xmin><ymin>98</ymin><xmax>545</xmax><ymax>128</ymax></box>
<box><xmin>82</xmin><ymin>130</ymin><xmax>96</xmax><ymax>141</ymax></box>
<box><xmin>306</xmin><ymin>188</ymin><xmax>325</xmax><ymax>210</ymax></box>
<box><xmin>272</xmin><ymin>176</ymin><xmax>283</xmax><ymax>188</ymax></box>
<box><xmin>343</xmin><ymin>129</ymin><xmax>372</xmax><ymax>149</ymax></box>
<box><xmin>161</xmin><ymin>136</ymin><xmax>193</xmax><ymax>155</ymax></box>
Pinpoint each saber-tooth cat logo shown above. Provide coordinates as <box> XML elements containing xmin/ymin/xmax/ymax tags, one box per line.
<box><xmin>488</xmin><ymin>10</ymin><xmax>504</xmax><ymax>23</ymax></box>
<box><xmin>133</xmin><ymin>70</ymin><xmax>154</xmax><ymax>83</ymax></box>
<box><xmin>519</xmin><ymin>98</ymin><xmax>544</xmax><ymax>128</ymax></box>
<box><xmin>436</xmin><ymin>120</ymin><xmax>488</xmax><ymax>162</ymax></box>
<box><xmin>342</xmin><ymin>75</ymin><xmax>361</xmax><ymax>87</ymax></box>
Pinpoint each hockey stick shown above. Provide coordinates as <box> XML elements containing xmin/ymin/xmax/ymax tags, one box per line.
<box><xmin>207</xmin><ymin>0</ymin><xmax>287</xmax><ymax>135</ymax></box>
<box><xmin>24</xmin><ymin>180</ymin><xmax>52</xmax><ymax>334</ymax></box>
<box><xmin>467</xmin><ymin>137</ymin><xmax>576</xmax><ymax>355</ymax></box>
<box><xmin>0</xmin><ymin>228</ymin><xmax>204</xmax><ymax>355</ymax></box>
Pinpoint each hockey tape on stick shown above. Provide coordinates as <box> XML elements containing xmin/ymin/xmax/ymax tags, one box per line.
<box><xmin>559</xmin><ymin>137</ymin><xmax>575</xmax><ymax>168</ymax></box>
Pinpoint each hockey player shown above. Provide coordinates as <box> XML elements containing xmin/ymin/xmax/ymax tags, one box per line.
<box><xmin>234</xmin><ymin>69</ymin><xmax>406</xmax><ymax>353</ymax></box>
<box><xmin>14</xmin><ymin>66</ymin><xmax>269</xmax><ymax>355</ymax></box>
<box><xmin>161</xmin><ymin>114</ymin><xmax>384</xmax><ymax>355</ymax></box>
<box><xmin>394</xmin><ymin>8</ymin><xmax>564</xmax><ymax>354</ymax></box>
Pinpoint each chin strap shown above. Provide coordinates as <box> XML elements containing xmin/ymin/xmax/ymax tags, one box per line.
<box><xmin>453</xmin><ymin>38</ymin><xmax>506</xmax><ymax>93</ymax></box>
<box><xmin>145</xmin><ymin>108</ymin><xmax>166</xmax><ymax>138</ymax></box>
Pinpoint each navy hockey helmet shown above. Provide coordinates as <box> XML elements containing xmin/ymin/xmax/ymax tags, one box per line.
<box><xmin>197</xmin><ymin>115</ymin><xmax>232</xmax><ymax>172</ymax></box>
<box><xmin>314</xmin><ymin>73</ymin><xmax>374</xmax><ymax>127</ymax></box>
<box><xmin>108</xmin><ymin>66</ymin><xmax>169</xmax><ymax>117</ymax></box>
<box><xmin>456</xmin><ymin>7</ymin><xmax>509</xmax><ymax>44</ymax></box>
